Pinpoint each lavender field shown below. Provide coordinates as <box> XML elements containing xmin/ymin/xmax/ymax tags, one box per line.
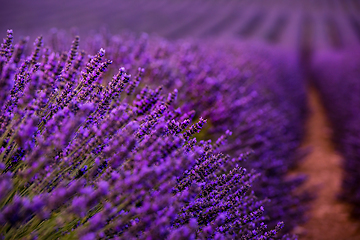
<box><xmin>0</xmin><ymin>0</ymin><xmax>360</xmax><ymax>239</ymax></box>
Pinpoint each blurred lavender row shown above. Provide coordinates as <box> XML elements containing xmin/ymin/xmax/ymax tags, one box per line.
<box><xmin>1</xmin><ymin>0</ymin><xmax>360</xmax><ymax>52</ymax></box>
<box><xmin>310</xmin><ymin>50</ymin><xmax>360</xmax><ymax>217</ymax></box>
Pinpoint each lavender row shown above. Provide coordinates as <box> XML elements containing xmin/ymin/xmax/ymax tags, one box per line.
<box><xmin>0</xmin><ymin>30</ymin><xmax>294</xmax><ymax>239</ymax></box>
<box><xmin>49</xmin><ymin>30</ymin><xmax>309</xmax><ymax>233</ymax></box>
<box><xmin>311</xmin><ymin>50</ymin><xmax>360</xmax><ymax>216</ymax></box>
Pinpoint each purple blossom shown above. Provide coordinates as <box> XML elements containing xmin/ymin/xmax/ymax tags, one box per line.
<box><xmin>0</xmin><ymin>30</ymin><xmax>299</xmax><ymax>239</ymax></box>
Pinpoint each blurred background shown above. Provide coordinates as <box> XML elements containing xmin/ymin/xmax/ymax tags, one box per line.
<box><xmin>1</xmin><ymin>0</ymin><xmax>360</xmax><ymax>54</ymax></box>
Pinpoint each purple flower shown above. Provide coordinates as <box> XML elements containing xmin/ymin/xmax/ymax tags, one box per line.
<box><xmin>0</xmin><ymin>30</ymin><xmax>298</xmax><ymax>239</ymax></box>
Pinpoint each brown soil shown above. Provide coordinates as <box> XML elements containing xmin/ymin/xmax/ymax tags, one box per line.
<box><xmin>294</xmin><ymin>88</ymin><xmax>360</xmax><ymax>240</ymax></box>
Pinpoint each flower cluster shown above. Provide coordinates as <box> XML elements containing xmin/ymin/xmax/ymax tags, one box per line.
<box><xmin>311</xmin><ymin>50</ymin><xmax>360</xmax><ymax>216</ymax></box>
<box><xmin>67</xmin><ymin>32</ymin><xmax>309</xmax><ymax>233</ymax></box>
<box><xmin>0</xmin><ymin>31</ymin><xmax>292</xmax><ymax>239</ymax></box>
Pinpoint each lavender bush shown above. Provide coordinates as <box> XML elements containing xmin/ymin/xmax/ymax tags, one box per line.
<box><xmin>0</xmin><ymin>30</ymin><xmax>294</xmax><ymax>239</ymax></box>
<box><xmin>66</xmin><ymin>31</ymin><xmax>309</xmax><ymax>233</ymax></box>
<box><xmin>311</xmin><ymin>50</ymin><xmax>360</xmax><ymax>216</ymax></box>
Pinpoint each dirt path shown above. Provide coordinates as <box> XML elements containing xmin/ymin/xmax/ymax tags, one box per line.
<box><xmin>295</xmin><ymin>88</ymin><xmax>360</xmax><ymax>240</ymax></box>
